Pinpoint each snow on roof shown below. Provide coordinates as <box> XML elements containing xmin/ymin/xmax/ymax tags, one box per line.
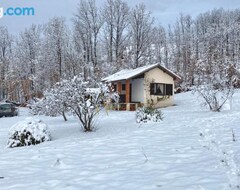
<box><xmin>102</xmin><ymin>63</ymin><xmax>181</xmax><ymax>82</ymax></box>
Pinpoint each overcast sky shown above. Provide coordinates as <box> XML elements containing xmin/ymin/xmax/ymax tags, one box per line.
<box><xmin>1</xmin><ymin>0</ymin><xmax>240</xmax><ymax>34</ymax></box>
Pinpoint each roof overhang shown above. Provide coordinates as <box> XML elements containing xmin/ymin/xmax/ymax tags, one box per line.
<box><xmin>102</xmin><ymin>63</ymin><xmax>181</xmax><ymax>82</ymax></box>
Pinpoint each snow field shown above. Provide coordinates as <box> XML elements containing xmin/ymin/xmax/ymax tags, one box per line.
<box><xmin>0</xmin><ymin>91</ymin><xmax>240</xmax><ymax>189</ymax></box>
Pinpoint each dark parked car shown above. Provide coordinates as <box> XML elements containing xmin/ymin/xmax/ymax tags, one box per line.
<box><xmin>5</xmin><ymin>100</ymin><xmax>21</xmax><ymax>106</ymax></box>
<box><xmin>0</xmin><ymin>103</ymin><xmax>18</xmax><ymax>117</ymax></box>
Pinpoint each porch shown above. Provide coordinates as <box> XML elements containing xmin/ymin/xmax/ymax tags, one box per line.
<box><xmin>111</xmin><ymin>78</ymin><xmax>144</xmax><ymax>111</ymax></box>
<box><xmin>107</xmin><ymin>102</ymin><xmax>142</xmax><ymax>111</ymax></box>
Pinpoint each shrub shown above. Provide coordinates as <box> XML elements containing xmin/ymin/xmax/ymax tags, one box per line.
<box><xmin>194</xmin><ymin>63</ymin><xmax>238</xmax><ymax>112</ymax></box>
<box><xmin>136</xmin><ymin>107</ymin><xmax>163</xmax><ymax>123</ymax></box>
<box><xmin>32</xmin><ymin>76</ymin><xmax>118</xmax><ymax>132</ymax></box>
<box><xmin>7</xmin><ymin>118</ymin><xmax>51</xmax><ymax>148</ymax></box>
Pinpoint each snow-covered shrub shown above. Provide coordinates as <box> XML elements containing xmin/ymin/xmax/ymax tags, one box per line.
<box><xmin>194</xmin><ymin>63</ymin><xmax>238</xmax><ymax>112</ymax></box>
<box><xmin>34</xmin><ymin>76</ymin><xmax>118</xmax><ymax>132</ymax></box>
<box><xmin>31</xmin><ymin>89</ymin><xmax>69</xmax><ymax>121</ymax></box>
<box><xmin>7</xmin><ymin>118</ymin><xmax>51</xmax><ymax>148</ymax></box>
<box><xmin>194</xmin><ymin>83</ymin><xmax>234</xmax><ymax>112</ymax></box>
<box><xmin>136</xmin><ymin>107</ymin><xmax>163</xmax><ymax>123</ymax></box>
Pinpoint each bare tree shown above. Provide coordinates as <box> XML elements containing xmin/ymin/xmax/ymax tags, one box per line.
<box><xmin>43</xmin><ymin>17</ymin><xmax>69</xmax><ymax>86</ymax></box>
<box><xmin>152</xmin><ymin>25</ymin><xmax>170</xmax><ymax>67</ymax></box>
<box><xmin>13</xmin><ymin>25</ymin><xmax>42</xmax><ymax>99</ymax></box>
<box><xmin>73</xmin><ymin>0</ymin><xmax>103</xmax><ymax>79</ymax></box>
<box><xmin>128</xmin><ymin>4</ymin><xmax>154</xmax><ymax>68</ymax></box>
<box><xmin>103</xmin><ymin>0</ymin><xmax>130</xmax><ymax>68</ymax></box>
<box><xmin>64</xmin><ymin>38</ymin><xmax>82</xmax><ymax>79</ymax></box>
<box><xmin>0</xmin><ymin>27</ymin><xmax>12</xmax><ymax>100</ymax></box>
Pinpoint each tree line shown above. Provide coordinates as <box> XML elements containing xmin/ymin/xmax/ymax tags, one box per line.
<box><xmin>0</xmin><ymin>0</ymin><xmax>240</xmax><ymax>102</ymax></box>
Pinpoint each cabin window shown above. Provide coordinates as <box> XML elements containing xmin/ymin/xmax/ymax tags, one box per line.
<box><xmin>122</xmin><ymin>84</ymin><xmax>126</xmax><ymax>91</ymax></box>
<box><xmin>150</xmin><ymin>83</ymin><xmax>173</xmax><ymax>96</ymax></box>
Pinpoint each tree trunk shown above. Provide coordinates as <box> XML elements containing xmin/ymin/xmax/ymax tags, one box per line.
<box><xmin>62</xmin><ymin>111</ymin><xmax>67</xmax><ymax>121</ymax></box>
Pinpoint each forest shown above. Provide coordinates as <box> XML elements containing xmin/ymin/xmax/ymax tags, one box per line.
<box><xmin>0</xmin><ymin>0</ymin><xmax>240</xmax><ymax>102</ymax></box>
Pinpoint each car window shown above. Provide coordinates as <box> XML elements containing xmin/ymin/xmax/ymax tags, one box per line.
<box><xmin>0</xmin><ymin>104</ymin><xmax>11</xmax><ymax>110</ymax></box>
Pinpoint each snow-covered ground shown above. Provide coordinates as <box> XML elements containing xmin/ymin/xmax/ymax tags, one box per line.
<box><xmin>1</xmin><ymin>91</ymin><xmax>240</xmax><ymax>190</ymax></box>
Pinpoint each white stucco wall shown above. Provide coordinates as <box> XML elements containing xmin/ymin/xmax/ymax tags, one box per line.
<box><xmin>144</xmin><ymin>68</ymin><xmax>175</xmax><ymax>108</ymax></box>
<box><xmin>131</xmin><ymin>78</ymin><xmax>144</xmax><ymax>102</ymax></box>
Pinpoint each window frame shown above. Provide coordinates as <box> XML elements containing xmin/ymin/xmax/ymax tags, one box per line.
<box><xmin>150</xmin><ymin>83</ymin><xmax>173</xmax><ymax>96</ymax></box>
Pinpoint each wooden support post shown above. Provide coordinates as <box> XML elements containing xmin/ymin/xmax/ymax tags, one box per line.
<box><xmin>117</xmin><ymin>82</ymin><xmax>122</xmax><ymax>94</ymax></box>
<box><xmin>126</xmin><ymin>79</ymin><xmax>130</xmax><ymax>103</ymax></box>
<box><xmin>126</xmin><ymin>103</ymin><xmax>130</xmax><ymax>111</ymax></box>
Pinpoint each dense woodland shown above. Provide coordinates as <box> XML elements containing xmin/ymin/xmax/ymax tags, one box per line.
<box><xmin>1</xmin><ymin>0</ymin><xmax>240</xmax><ymax>102</ymax></box>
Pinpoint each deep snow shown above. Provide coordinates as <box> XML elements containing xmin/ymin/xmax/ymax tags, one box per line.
<box><xmin>0</xmin><ymin>91</ymin><xmax>240</xmax><ymax>190</ymax></box>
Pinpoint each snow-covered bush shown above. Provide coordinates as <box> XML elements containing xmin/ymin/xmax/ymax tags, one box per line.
<box><xmin>7</xmin><ymin>118</ymin><xmax>51</xmax><ymax>148</ymax></box>
<box><xmin>33</xmin><ymin>76</ymin><xmax>118</xmax><ymax>132</ymax></box>
<box><xmin>194</xmin><ymin>63</ymin><xmax>238</xmax><ymax>112</ymax></box>
<box><xmin>136</xmin><ymin>107</ymin><xmax>163</xmax><ymax>123</ymax></box>
<box><xmin>194</xmin><ymin>83</ymin><xmax>234</xmax><ymax>112</ymax></box>
<box><xmin>58</xmin><ymin>77</ymin><xmax>118</xmax><ymax>132</ymax></box>
<box><xmin>31</xmin><ymin>89</ymin><xmax>69</xmax><ymax>121</ymax></box>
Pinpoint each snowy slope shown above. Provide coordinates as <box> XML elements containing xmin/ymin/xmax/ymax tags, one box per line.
<box><xmin>0</xmin><ymin>91</ymin><xmax>240</xmax><ymax>190</ymax></box>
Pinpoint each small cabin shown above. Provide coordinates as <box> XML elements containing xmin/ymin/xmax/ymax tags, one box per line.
<box><xmin>102</xmin><ymin>63</ymin><xmax>181</xmax><ymax>111</ymax></box>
